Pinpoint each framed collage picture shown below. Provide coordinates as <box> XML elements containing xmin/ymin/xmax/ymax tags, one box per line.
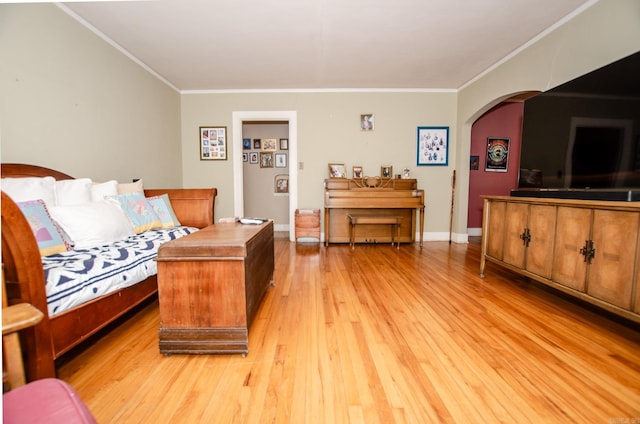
<box><xmin>416</xmin><ymin>126</ymin><xmax>449</xmax><ymax>166</ymax></box>
<box><xmin>200</xmin><ymin>126</ymin><xmax>227</xmax><ymax>160</ymax></box>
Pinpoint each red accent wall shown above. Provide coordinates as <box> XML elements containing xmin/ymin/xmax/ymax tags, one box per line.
<box><xmin>468</xmin><ymin>102</ymin><xmax>524</xmax><ymax>230</ymax></box>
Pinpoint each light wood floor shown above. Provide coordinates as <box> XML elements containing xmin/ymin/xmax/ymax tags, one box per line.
<box><xmin>58</xmin><ymin>235</ymin><xmax>640</xmax><ymax>423</ymax></box>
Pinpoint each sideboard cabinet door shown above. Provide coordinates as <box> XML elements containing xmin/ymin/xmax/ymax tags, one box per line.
<box><xmin>525</xmin><ymin>204</ymin><xmax>556</xmax><ymax>279</ymax></box>
<box><xmin>587</xmin><ymin>210</ymin><xmax>639</xmax><ymax>309</ymax></box>
<box><xmin>551</xmin><ymin>206</ymin><xmax>592</xmax><ymax>291</ymax></box>
<box><xmin>502</xmin><ymin>202</ymin><xmax>529</xmax><ymax>268</ymax></box>
<box><xmin>485</xmin><ymin>200</ymin><xmax>506</xmax><ymax>261</ymax></box>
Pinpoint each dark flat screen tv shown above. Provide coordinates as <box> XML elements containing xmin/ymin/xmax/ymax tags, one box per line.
<box><xmin>519</xmin><ymin>52</ymin><xmax>640</xmax><ymax>193</ymax></box>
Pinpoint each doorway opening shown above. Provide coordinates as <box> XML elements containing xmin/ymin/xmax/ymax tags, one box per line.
<box><xmin>232</xmin><ymin>111</ymin><xmax>298</xmax><ymax>241</ymax></box>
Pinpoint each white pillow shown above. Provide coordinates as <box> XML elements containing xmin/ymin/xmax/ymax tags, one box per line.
<box><xmin>118</xmin><ymin>179</ymin><xmax>144</xmax><ymax>195</ymax></box>
<box><xmin>1</xmin><ymin>176</ymin><xmax>57</xmax><ymax>208</ymax></box>
<box><xmin>55</xmin><ymin>178</ymin><xmax>92</xmax><ymax>206</ymax></box>
<box><xmin>91</xmin><ymin>180</ymin><xmax>118</xmax><ymax>202</ymax></box>
<box><xmin>49</xmin><ymin>201</ymin><xmax>135</xmax><ymax>250</ymax></box>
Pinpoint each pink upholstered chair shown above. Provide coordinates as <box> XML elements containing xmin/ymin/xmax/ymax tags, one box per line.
<box><xmin>2</xmin><ymin>270</ymin><xmax>96</xmax><ymax>424</ymax></box>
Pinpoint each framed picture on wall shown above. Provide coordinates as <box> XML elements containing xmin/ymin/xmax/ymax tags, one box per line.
<box><xmin>485</xmin><ymin>137</ymin><xmax>510</xmax><ymax>172</ymax></box>
<box><xmin>261</xmin><ymin>138</ymin><xmax>278</xmax><ymax>151</ymax></box>
<box><xmin>416</xmin><ymin>126</ymin><xmax>449</xmax><ymax>166</ymax></box>
<box><xmin>249</xmin><ymin>152</ymin><xmax>258</xmax><ymax>164</ymax></box>
<box><xmin>275</xmin><ymin>174</ymin><xmax>289</xmax><ymax>194</ymax></box>
<box><xmin>470</xmin><ymin>155</ymin><xmax>479</xmax><ymax>170</ymax></box>
<box><xmin>199</xmin><ymin>126</ymin><xmax>227</xmax><ymax>160</ymax></box>
<box><xmin>275</xmin><ymin>153</ymin><xmax>287</xmax><ymax>168</ymax></box>
<box><xmin>260</xmin><ymin>152</ymin><xmax>274</xmax><ymax>168</ymax></box>
<box><xmin>279</xmin><ymin>138</ymin><xmax>289</xmax><ymax>150</ymax></box>
<box><xmin>243</xmin><ymin>138</ymin><xmax>251</xmax><ymax>150</ymax></box>
<box><xmin>361</xmin><ymin>114</ymin><xmax>374</xmax><ymax>131</ymax></box>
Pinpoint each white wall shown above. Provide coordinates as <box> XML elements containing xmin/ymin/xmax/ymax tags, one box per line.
<box><xmin>0</xmin><ymin>4</ymin><xmax>182</xmax><ymax>187</ymax></box>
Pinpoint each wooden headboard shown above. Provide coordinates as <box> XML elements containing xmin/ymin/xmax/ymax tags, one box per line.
<box><xmin>1</xmin><ymin>163</ymin><xmax>217</xmax><ymax>229</ymax></box>
<box><xmin>1</xmin><ymin>163</ymin><xmax>74</xmax><ymax>180</ymax></box>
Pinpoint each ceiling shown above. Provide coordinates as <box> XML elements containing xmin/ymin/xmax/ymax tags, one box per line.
<box><xmin>59</xmin><ymin>0</ymin><xmax>594</xmax><ymax>92</ymax></box>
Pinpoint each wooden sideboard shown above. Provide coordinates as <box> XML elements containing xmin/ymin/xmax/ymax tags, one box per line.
<box><xmin>480</xmin><ymin>195</ymin><xmax>640</xmax><ymax>323</ymax></box>
<box><xmin>156</xmin><ymin>221</ymin><xmax>274</xmax><ymax>355</ymax></box>
<box><xmin>324</xmin><ymin>178</ymin><xmax>425</xmax><ymax>247</ymax></box>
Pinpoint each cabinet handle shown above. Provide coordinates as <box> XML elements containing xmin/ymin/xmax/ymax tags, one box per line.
<box><xmin>520</xmin><ymin>228</ymin><xmax>531</xmax><ymax>247</ymax></box>
<box><xmin>580</xmin><ymin>240</ymin><xmax>596</xmax><ymax>264</ymax></box>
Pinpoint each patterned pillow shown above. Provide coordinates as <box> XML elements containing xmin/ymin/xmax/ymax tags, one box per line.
<box><xmin>108</xmin><ymin>192</ymin><xmax>161</xmax><ymax>234</ymax></box>
<box><xmin>147</xmin><ymin>194</ymin><xmax>181</xmax><ymax>228</ymax></box>
<box><xmin>16</xmin><ymin>199</ymin><xmax>69</xmax><ymax>256</ymax></box>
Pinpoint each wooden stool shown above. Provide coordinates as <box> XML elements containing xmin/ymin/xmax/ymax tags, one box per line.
<box><xmin>347</xmin><ymin>214</ymin><xmax>403</xmax><ymax>250</ymax></box>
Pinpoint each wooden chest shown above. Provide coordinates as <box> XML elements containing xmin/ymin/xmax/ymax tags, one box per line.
<box><xmin>156</xmin><ymin>221</ymin><xmax>274</xmax><ymax>355</ymax></box>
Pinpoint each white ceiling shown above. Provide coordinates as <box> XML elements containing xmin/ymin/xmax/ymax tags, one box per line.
<box><xmin>59</xmin><ymin>0</ymin><xmax>594</xmax><ymax>92</ymax></box>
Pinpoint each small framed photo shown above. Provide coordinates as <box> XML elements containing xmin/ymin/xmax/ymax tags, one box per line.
<box><xmin>328</xmin><ymin>163</ymin><xmax>346</xmax><ymax>178</ymax></box>
<box><xmin>279</xmin><ymin>138</ymin><xmax>289</xmax><ymax>150</ymax></box>
<box><xmin>361</xmin><ymin>114</ymin><xmax>374</xmax><ymax>131</ymax></box>
<box><xmin>470</xmin><ymin>155</ymin><xmax>480</xmax><ymax>170</ymax></box>
<box><xmin>249</xmin><ymin>152</ymin><xmax>259</xmax><ymax>164</ymax></box>
<box><xmin>242</xmin><ymin>153</ymin><xmax>248</xmax><ymax>162</ymax></box>
<box><xmin>260</xmin><ymin>152</ymin><xmax>274</xmax><ymax>168</ymax></box>
<box><xmin>200</xmin><ymin>126</ymin><xmax>227</xmax><ymax>160</ymax></box>
<box><xmin>262</xmin><ymin>138</ymin><xmax>278</xmax><ymax>152</ymax></box>
<box><xmin>275</xmin><ymin>152</ymin><xmax>287</xmax><ymax>168</ymax></box>
<box><xmin>275</xmin><ymin>174</ymin><xmax>289</xmax><ymax>194</ymax></box>
<box><xmin>243</xmin><ymin>138</ymin><xmax>251</xmax><ymax>150</ymax></box>
<box><xmin>352</xmin><ymin>166</ymin><xmax>363</xmax><ymax>179</ymax></box>
<box><xmin>417</xmin><ymin>126</ymin><xmax>449</xmax><ymax>166</ymax></box>
<box><xmin>253</xmin><ymin>139</ymin><xmax>261</xmax><ymax>149</ymax></box>
<box><xmin>381</xmin><ymin>165</ymin><xmax>393</xmax><ymax>179</ymax></box>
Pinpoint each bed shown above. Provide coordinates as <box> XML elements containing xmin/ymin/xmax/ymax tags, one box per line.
<box><xmin>1</xmin><ymin>163</ymin><xmax>217</xmax><ymax>381</ymax></box>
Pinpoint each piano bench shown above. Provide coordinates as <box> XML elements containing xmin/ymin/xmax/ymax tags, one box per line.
<box><xmin>347</xmin><ymin>214</ymin><xmax>403</xmax><ymax>250</ymax></box>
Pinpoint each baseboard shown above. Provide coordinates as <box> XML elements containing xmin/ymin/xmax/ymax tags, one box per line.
<box><xmin>467</xmin><ymin>228</ymin><xmax>482</xmax><ymax>237</ymax></box>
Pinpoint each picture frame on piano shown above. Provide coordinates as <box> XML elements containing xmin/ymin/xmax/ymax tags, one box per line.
<box><xmin>328</xmin><ymin>163</ymin><xmax>346</xmax><ymax>178</ymax></box>
<box><xmin>380</xmin><ymin>165</ymin><xmax>393</xmax><ymax>179</ymax></box>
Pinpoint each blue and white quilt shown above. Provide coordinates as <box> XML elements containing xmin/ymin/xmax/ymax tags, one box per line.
<box><xmin>42</xmin><ymin>226</ymin><xmax>198</xmax><ymax>316</ymax></box>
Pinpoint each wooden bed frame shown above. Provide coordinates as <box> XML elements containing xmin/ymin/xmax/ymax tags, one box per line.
<box><xmin>1</xmin><ymin>163</ymin><xmax>217</xmax><ymax>381</ymax></box>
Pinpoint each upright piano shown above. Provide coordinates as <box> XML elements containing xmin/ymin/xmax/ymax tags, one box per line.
<box><xmin>324</xmin><ymin>177</ymin><xmax>425</xmax><ymax>247</ymax></box>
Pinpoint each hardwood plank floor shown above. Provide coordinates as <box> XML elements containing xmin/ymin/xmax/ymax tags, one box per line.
<box><xmin>57</xmin><ymin>234</ymin><xmax>640</xmax><ymax>423</ymax></box>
